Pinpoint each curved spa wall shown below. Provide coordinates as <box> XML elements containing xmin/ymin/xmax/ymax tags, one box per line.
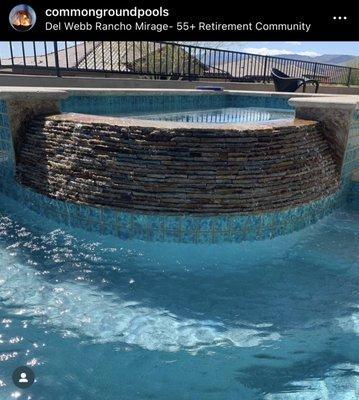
<box><xmin>16</xmin><ymin>113</ymin><xmax>340</xmax><ymax>215</ymax></box>
<box><xmin>2</xmin><ymin>92</ymin><xmax>357</xmax><ymax>243</ymax></box>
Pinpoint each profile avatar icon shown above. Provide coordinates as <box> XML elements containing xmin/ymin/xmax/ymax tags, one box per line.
<box><xmin>19</xmin><ymin>372</ymin><xmax>29</xmax><ymax>383</ymax></box>
<box><xmin>9</xmin><ymin>4</ymin><xmax>36</xmax><ymax>32</ymax></box>
<box><xmin>12</xmin><ymin>366</ymin><xmax>35</xmax><ymax>389</ymax></box>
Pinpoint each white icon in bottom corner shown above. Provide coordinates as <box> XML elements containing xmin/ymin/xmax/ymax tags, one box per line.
<box><xmin>18</xmin><ymin>372</ymin><xmax>29</xmax><ymax>383</ymax></box>
<box><xmin>12</xmin><ymin>366</ymin><xmax>35</xmax><ymax>388</ymax></box>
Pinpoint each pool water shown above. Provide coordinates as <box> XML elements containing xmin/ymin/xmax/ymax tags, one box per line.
<box><xmin>0</xmin><ymin>193</ymin><xmax>358</xmax><ymax>400</ymax></box>
<box><xmin>131</xmin><ymin>107</ymin><xmax>294</xmax><ymax>124</ymax></box>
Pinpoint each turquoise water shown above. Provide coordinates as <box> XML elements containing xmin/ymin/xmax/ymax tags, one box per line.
<box><xmin>129</xmin><ymin>107</ymin><xmax>294</xmax><ymax>123</ymax></box>
<box><xmin>61</xmin><ymin>94</ymin><xmax>294</xmax><ymax>123</ymax></box>
<box><xmin>0</xmin><ymin>193</ymin><xmax>358</xmax><ymax>399</ymax></box>
<box><xmin>61</xmin><ymin>94</ymin><xmax>293</xmax><ymax>117</ymax></box>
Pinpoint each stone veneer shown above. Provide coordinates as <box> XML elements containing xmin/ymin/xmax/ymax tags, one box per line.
<box><xmin>6</xmin><ymin>98</ymin><xmax>60</xmax><ymax>160</ymax></box>
<box><xmin>343</xmin><ymin>111</ymin><xmax>359</xmax><ymax>181</ymax></box>
<box><xmin>295</xmin><ymin>107</ymin><xmax>351</xmax><ymax>169</ymax></box>
<box><xmin>15</xmin><ymin>112</ymin><xmax>340</xmax><ymax>214</ymax></box>
<box><xmin>290</xmin><ymin>98</ymin><xmax>359</xmax><ymax>183</ymax></box>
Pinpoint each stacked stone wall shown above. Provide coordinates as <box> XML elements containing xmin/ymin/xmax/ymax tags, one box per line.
<box><xmin>16</xmin><ymin>114</ymin><xmax>340</xmax><ymax>214</ymax></box>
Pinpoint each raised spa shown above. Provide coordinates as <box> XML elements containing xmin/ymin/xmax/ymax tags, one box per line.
<box><xmin>16</xmin><ymin>112</ymin><xmax>338</xmax><ymax>215</ymax></box>
<box><xmin>2</xmin><ymin>91</ymin><xmax>357</xmax><ymax>242</ymax></box>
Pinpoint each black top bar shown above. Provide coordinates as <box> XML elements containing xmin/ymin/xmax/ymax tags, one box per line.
<box><xmin>0</xmin><ymin>0</ymin><xmax>358</xmax><ymax>40</ymax></box>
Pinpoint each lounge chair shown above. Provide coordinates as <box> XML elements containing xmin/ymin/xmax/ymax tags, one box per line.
<box><xmin>271</xmin><ymin>68</ymin><xmax>319</xmax><ymax>93</ymax></box>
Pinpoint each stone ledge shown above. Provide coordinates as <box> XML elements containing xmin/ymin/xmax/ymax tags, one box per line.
<box><xmin>288</xmin><ymin>96</ymin><xmax>359</xmax><ymax>110</ymax></box>
<box><xmin>0</xmin><ymin>87</ymin><xmax>68</xmax><ymax>100</ymax></box>
<box><xmin>61</xmin><ymin>88</ymin><xmax>332</xmax><ymax>98</ymax></box>
<box><xmin>2</xmin><ymin>86</ymin><xmax>356</xmax><ymax>101</ymax></box>
<box><xmin>51</xmin><ymin>112</ymin><xmax>315</xmax><ymax>132</ymax></box>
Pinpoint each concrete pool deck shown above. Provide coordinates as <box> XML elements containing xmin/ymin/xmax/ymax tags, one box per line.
<box><xmin>1</xmin><ymin>73</ymin><xmax>359</xmax><ymax>95</ymax></box>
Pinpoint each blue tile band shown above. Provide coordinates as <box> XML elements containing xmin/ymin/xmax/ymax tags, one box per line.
<box><xmin>0</xmin><ymin>179</ymin><xmax>344</xmax><ymax>243</ymax></box>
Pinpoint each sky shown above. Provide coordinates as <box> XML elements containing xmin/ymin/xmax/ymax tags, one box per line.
<box><xmin>212</xmin><ymin>41</ymin><xmax>359</xmax><ymax>57</ymax></box>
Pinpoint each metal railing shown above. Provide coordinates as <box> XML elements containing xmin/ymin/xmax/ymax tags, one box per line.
<box><xmin>0</xmin><ymin>41</ymin><xmax>358</xmax><ymax>86</ymax></box>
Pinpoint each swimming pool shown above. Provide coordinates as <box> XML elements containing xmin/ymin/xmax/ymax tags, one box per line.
<box><xmin>1</xmin><ymin>90</ymin><xmax>359</xmax><ymax>399</ymax></box>
<box><xmin>0</xmin><ymin>193</ymin><xmax>358</xmax><ymax>400</ymax></box>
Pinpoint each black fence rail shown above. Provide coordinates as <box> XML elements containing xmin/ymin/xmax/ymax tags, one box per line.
<box><xmin>0</xmin><ymin>41</ymin><xmax>358</xmax><ymax>86</ymax></box>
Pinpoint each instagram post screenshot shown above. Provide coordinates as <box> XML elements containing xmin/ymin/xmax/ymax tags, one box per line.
<box><xmin>0</xmin><ymin>1</ymin><xmax>358</xmax><ymax>399</ymax></box>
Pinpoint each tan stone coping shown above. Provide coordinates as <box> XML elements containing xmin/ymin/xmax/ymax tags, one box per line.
<box><xmin>0</xmin><ymin>87</ymin><xmax>68</xmax><ymax>100</ymax></box>
<box><xmin>1</xmin><ymin>86</ymin><xmax>358</xmax><ymax>110</ymax></box>
<box><xmin>65</xmin><ymin>88</ymin><xmax>228</xmax><ymax>97</ymax></box>
<box><xmin>48</xmin><ymin>112</ymin><xmax>316</xmax><ymax>132</ymax></box>
<box><xmin>288</xmin><ymin>95</ymin><xmax>359</xmax><ymax>110</ymax></box>
<box><xmin>1</xmin><ymin>86</ymin><xmax>356</xmax><ymax>99</ymax></box>
<box><xmin>60</xmin><ymin>88</ymin><xmax>332</xmax><ymax>98</ymax></box>
<box><xmin>35</xmin><ymin>87</ymin><xmax>354</xmax><ymax>99</ymax></box>
<box><xmin>351</xmin><ymin>169</ymin><xmax>359</xmax><ymax>182</ymax></box>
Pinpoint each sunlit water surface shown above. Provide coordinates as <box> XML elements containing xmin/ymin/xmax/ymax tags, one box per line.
<box><xmin>130</xmin><ymin>107</ymin><xmax>294</xmax><ymax>124</ymax></box>
<box><xmin>0</xmin><ymin>194</ymin><xmax>358</xmax><ymax>400</ymax></box>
